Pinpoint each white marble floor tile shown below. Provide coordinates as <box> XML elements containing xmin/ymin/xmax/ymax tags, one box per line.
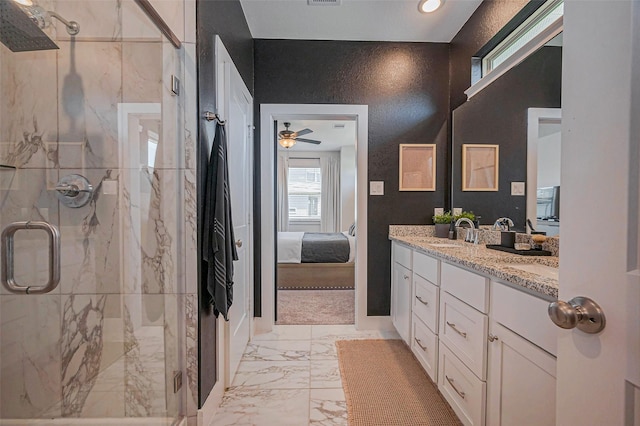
<box><xmin>309</xmin><ymin>388</ymin><xmax>348</xmax><ymax>426</ymax></box>
<box><xmin>214</xmin><ymin>388</ymin><xmax>310</xmax><ymax>426</ymax></box>
<box><xmin>311</xmin><ymin>360</ymin><xmax>342</xmax><ymax>389</ymax></box>
<box><xmin>310</xmin><ymin>340</ymin><xmax>338</xmax><ymax>360</ymax></box>
<box><xmin>311</xmin><ymin>324</ymin><xmax>385</xmax><ymax>341</ymax></box>
<box><xmin>252</xmin><ymin>325</ymin><xmax>312</xmax><ymax>341</ymax></box>
<box><xmin>230</xmin><ymin>361</ymin><xmax>310</xmax><ymax>390</ymax></box>
<box><xmin>242</xmin><ymin>340</ymin><xmax>311</xmax><ymax>362</ymax></box>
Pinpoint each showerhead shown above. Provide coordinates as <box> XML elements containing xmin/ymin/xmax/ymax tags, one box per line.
<box><xmin>0</xmin><ymin>0</ymin><xmax>58</xmax><ymax>52</ymax></box>
<box><xmin>0</xmin><ymin>0</ymin><xmax>80</xmax><ymax>53</ymax></box>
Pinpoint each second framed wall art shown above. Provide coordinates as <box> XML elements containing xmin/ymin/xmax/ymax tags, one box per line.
<box><xmin>462</xmin><ymin>144</ymin><xmax>499</xmax><ymax>191</ymax></box>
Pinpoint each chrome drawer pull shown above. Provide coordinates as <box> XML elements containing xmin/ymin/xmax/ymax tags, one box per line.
<box><xmin>403</xmin><ymin>274</ymin><xmax>410</xmax><ymax>280</ymax></box>
<box><xmin>446</xmin><ymin>375</ymin><xmax>466</xmax><ymax>399</ymax></box>
<box><xmin>415</xmin><ymin>295</ymin><xmax>429</xmax><ymax>306</ymax></box>
<box><xmin>446</xmin><ymin>321</ymin><xmax>467</xmax><ymax>338</ymax></box>
<box><xmin>488</xmin><ymin>334</ymin><xmax>499</xmax><ymax>342</ymax></box>
<box><xmin>414</xmin><ymin>338</ymin><xmax>428</xmax><ymax>351</ymax></box>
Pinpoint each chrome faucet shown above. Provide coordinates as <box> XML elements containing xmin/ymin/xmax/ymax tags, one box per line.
<box><xmin>492</xmin><ymin>217</ymin><xmax>514</xmax><ymax>231</ymax></box>
<box><xmin>455</xmin><ymin>217</ymin><xmax>478</xmax><ymax>244</ymax></box>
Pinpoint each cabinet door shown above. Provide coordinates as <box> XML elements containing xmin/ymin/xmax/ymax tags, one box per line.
<box><xmin>392</xmin><ymin>263</ymin><xmax>412</xmax><ymax>343</ymax></box>
<box><xmin>487</xmin><ymin>321</ymin><xmax>556</xmax><ymax>426</ymax></box>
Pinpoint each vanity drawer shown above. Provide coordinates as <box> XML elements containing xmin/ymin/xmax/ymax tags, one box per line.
<box><xmin>413</xmin><ymin>275</ymin><xmax>439</xmax><ymax>333</ymax></box>
<box><xmin>441</xmin><ymin>262</ymin><xmax>489</xmax><ymax>313</ymax></box>
<box><xmin>439</xmin><ymin>292</ymin><xmax>488</xmax><ymax>380</ymax></box>
<box><xmin>491</xmin><ymin>281</ymin><xmax>557</xmax><ymax>356</ymax></box>
<box><xmin>412</xmin><ymin>315</ymin><xmax>438</xmax><ymax>383</ymax></box>
<box><xmin>393</xmin><ymin>242</ymin><xmax>412</xmax><ymax>269</ymax></box>
<box><xmin>439</xmin><ymin>341</ymin><xmax>486</xmax><ymax>426</ymax></box>
<box><xmin>412</xmin><ymin>250</ymin><xmax>439</xmax><ymax>284</ymax></box>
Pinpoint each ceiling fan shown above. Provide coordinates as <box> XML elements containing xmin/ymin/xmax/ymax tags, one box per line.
<box><xmin>278</xmin><ymin>122</ymin><xmax>322</xmax><ymax>149</ymax></box>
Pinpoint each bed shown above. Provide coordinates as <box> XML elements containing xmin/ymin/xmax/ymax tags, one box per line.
<box><xmin>277</xmin><ymin>232</ymin><xmax>355</xmax><ymax>290</ymax></box>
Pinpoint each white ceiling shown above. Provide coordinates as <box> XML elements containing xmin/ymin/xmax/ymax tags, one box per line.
<box><xmin>276</xmin><ymin>119</ymin><xmax>356</xmax><ymax>152</ymax></box>
<box><xmin>240</xmin><ymin>0</ymin><xmax>483</xmax><ymax>43</ymax></box>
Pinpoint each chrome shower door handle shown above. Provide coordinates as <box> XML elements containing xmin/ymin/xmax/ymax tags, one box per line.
<box><xmin>1</xmin><ymin>221</ymin><xmax>61</xmax><ymax>294</ymax></box>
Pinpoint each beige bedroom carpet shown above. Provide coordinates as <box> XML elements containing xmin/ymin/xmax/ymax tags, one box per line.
<box><xmin>336</xmin><ymin>339</ymin><xmax>461</xmax><ymax>426</ymax></box>
<box><xmin>276</xmin><ymin>289</ymin><xmax>355</xmax><ymax>325</ymax></box>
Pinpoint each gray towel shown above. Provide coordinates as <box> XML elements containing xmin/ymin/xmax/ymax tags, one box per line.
<box><xmin>202</xmin><ymin>122</ymin><xmax>238</xmax><ymax>320</ymax></box>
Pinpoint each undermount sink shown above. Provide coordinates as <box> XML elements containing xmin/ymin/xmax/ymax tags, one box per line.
<box><xmin>428</xmin><ymin>243</ymin><xmax>462</xmax><ymax>248</ymax></box>
<box><xmin>504</xmin><ymin>263</ymin><xmax>559</xmax><ymax>280</ymax></box>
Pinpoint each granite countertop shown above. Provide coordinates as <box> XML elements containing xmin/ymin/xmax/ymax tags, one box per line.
<box><xmin>389</xmin><ymin>225</ymin><xmax>559</xmax><ymax>300</ymax></box>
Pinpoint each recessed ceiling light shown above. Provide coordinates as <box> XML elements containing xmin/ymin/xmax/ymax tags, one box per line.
<box><xmin>418</xmin><ymin>0</ymin><xmax>443</xmax><ymax>13</ymax></box>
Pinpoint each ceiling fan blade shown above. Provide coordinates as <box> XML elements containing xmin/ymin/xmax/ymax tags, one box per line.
<box><xmin>293</xmin><ymin>128</ymin><xmax>313</xmax><ymax>137</ymax></box>
<box><xmin>295</xmin><ymin>138</ymin><xmax>321</xmax><ymax>145</ymax></box>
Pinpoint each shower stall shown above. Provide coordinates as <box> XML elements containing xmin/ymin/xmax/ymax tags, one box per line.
<box><xmin>0</xmin><ymin>0</ymin><xmax>196</xmax><ymax>424</ymax></box>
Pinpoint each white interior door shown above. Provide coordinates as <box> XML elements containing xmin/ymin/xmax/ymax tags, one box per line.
<box><xmin>216</xmin><ymin>37</ymin><xmax>253</xmax><ymax>385</ymax></box>
<box><xmin>556</xmin><ymin>2</ymin><xmax>640</xmax><ymax>423</ymax></box>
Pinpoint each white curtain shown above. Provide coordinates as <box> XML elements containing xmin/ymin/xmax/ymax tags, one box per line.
<box><xmin>321</xmin><ymin>154</ymin><xmax>341</xmax><ymax>232</ymax></box>
<box><xmin>277</xmin><ymin>153</ymin><xmax>289</xmax><ymax>231</ymax></box>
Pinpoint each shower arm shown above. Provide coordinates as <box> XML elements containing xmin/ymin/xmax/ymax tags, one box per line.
<box><xmin>47</xmin><ymin>10</ymin><xmax>79</xmax><ymax>35</ymax></box>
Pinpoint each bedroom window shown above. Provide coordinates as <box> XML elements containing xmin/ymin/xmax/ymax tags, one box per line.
<box><xmin>288</xmin><ymin>166</ymin><xmax>322</xmax><ymax>220</ymax></box>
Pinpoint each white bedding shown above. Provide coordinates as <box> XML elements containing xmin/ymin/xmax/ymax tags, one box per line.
<box><xmin>277</xmin><ymin>232</ymin><xmax>355</xmax><ymax>263</ymax></box>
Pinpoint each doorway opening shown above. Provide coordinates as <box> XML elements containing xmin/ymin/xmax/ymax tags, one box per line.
<box><xmin>256</xmin><ymin>104</ymin><xmax>370</xmax><ymax>334</ymax></box>
<box><xmin>275</xmin><ymin>118</ymin><xmax>357</xmax><ymax>325</ymax></box>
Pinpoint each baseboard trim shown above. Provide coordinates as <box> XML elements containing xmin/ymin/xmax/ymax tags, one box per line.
<box><xmin>197</xmin><ymin>381</ymin><xmax>224</xmax><ymax>426</ymax></box>
<box><xmin>356</xmin><ymin>315</ymin><xmax>394</xmax><ymax>331</ymax></box>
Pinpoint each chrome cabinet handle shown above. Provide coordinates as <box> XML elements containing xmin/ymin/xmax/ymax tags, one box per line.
<box><xmin>415</xmin><ymin>295</ymin><xmax>429</xmax><ymax>306</ymax></box>
<box><xmin>548</xmin><ymin>296</ymin><xmax>606</xmax><ymax>334</ymax></box>
<box><xmin>1</xmin><ymin>221</ymin><xmax>61</xmax><ymax>294</ymax></box>
<box><xmin>488</xmin><ymin>334</ymin><xmax>499</xmax><ymax>342</ymax></box>
<box><xmin>414</xmin><ymin>338</ymin><xmax>428</xmax><ymax>351</ymax></box>
<box><xmin>235</xmin><ymin>239</ymin><xmax>243</xmax><ymax>248</ymax></box>
<box><xmin>446</xmin><ymin>321</ymin><xmax>467</xmax><ymax>338</ymax></box>
<box><xmin>446</xmin><ymin>375</ymin><xmax>466</xmax><ymax>399</ymax></box>
<box><xmin>403</xmin><ymin>274</ymin><xmax>409</xmax><ymax>280</ymax></box>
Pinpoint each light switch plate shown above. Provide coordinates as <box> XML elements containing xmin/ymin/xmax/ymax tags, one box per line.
<box><xmin>452</xmin><ymin>208</ymin><xmax>462</xmax><ymax>216</ymax></box>
<box><xmin>370</xmin><ymin>181</ymin><xmax>384</xmax><ymax>196</ymax></box>
<box><xmin>511</xmin><ymin>182</ymin><xmax>525</xmax><ymax>196</ymax></box>
<box><xmin>434</xmin><ymin>208</ymin><xmax>444</xmax><ymax>217</ymax></box>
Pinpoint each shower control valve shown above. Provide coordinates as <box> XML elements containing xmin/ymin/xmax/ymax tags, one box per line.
<box><xmin>55</xmin><ymin>174</ymin><xmax>93</xmax><ymax>208</ymax></box>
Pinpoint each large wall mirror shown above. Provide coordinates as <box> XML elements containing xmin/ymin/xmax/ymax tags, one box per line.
<box><xmin>450</xmin><ymin>31</ymin><xmax>562</xmax><ymax>232</ymax></box>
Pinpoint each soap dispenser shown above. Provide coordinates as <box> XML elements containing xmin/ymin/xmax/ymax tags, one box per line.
<box><xmin>448</xmin><ymin>221</ymin><xmax>457</xmax><ymax>240</ymax></box>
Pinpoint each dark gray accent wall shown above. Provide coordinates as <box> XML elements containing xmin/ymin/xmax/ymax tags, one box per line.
<box><xmin>254</xmin><ymin>39</ymin><xmax>450</xmax><ymax>316</ymax></box>
<box><xmin>451</xmin><ymin>46</ymin><xmax>562</xmax><ymax>229</ymax></box>
<box><xmin>196</xmin><ymin>0</ymin><xmax>253</xmax><ymax>408</ymax></box>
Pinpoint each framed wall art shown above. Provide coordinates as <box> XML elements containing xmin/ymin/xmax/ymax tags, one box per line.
<box><xmin>462</xmin><ymin>144</ymin><xmax>499</xmax><ymax>191</ymax></box>
<box><xmin>399</xmin><ymin>144</ymin><xmax>436</xmax><ymax>191</ymax></box>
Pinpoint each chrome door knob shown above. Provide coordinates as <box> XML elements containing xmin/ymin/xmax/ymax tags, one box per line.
<box><xmin>235</xmin><ymin>239</ymin><xmax>243</xmax><ymax>248</ymax></box>
<box><xmin>548</xmin><ymin>296</ymin><xmax>605</xmax><ymax>334</ymax></box>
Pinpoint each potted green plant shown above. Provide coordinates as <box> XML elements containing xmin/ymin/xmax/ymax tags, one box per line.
<box><xmin>433</xmin><ymin>211</ymin><xmax>453</xmax><ymax>238</ymax></box>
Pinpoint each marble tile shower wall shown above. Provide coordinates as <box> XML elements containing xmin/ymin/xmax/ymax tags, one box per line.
<box><xmin>0</xmin><ymin>0</ymin><xmax>198</xmax><ymax>423</ymax></box>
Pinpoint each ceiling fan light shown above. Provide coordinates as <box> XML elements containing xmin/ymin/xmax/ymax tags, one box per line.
<box><xmin>418</xmin><ymin>0</ymin><xmax>442</xmax><ymax>13</ymax></box>
<box><xmin>279</xmin><ymin>137</ymin><xmax>296</xmax><ymax>149</ymax></box>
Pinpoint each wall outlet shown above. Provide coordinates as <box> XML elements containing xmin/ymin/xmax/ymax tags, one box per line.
<box><xmin>453</xmin><ymin>208</ymin><xmax>462</xmax><ymax>216</ymax></box>
<box><xmin>369</xmin><ymin>181</ymin><xmax>384</xmax><ymax>196</ymax></box>
<box><xmin>434</xmin><ymin>208</ymin><xmax>444</xmax><ymax>217</ymax></box>
<box><xmin>511</xmin><ymin>182</ymin><xmax>526</xmax><ymax>196</ymax></box>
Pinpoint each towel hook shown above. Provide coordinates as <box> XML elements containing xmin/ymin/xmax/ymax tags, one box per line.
<box><xmin>203</xmin><ymin>111</ymin><xmax>225</xmax><ymax>125</ymax></box>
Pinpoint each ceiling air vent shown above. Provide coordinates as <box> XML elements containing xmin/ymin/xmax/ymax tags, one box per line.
<box><xmin>308</xmin><ymin>0</ymin><xmax>341</xmax><ymax>6</ymax></box>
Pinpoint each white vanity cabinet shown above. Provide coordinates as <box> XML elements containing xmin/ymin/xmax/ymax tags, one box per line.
<box><xmin>438</xmin><ymin>263</ymin><xmax>489</xmax><ymax>426</ymax></box>
<box><xmin>389</xmin><ymin>239</ymin><xmax>557</xmax><ymax>426</ymax></box>
<box><xmin>410</xmin><ymin>250</ymin><xmax>440</xmax><ymax>382</ymax></box>
<box><xmin>391</xmin><ymin>242</ymin><xmax>412</xmax><ymax>344</ymax></box>
<box><xmin>486</xmin><ymin>282</ymin><xmax>557</xmax><ymax>426</ymax></box>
